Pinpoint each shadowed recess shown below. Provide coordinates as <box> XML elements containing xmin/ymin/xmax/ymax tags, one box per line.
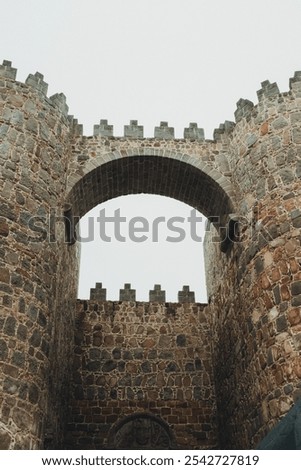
<box><xmin>67</xmin><ymin>156</ymin><xmax>234</xmax><ymax>226</ymax></box>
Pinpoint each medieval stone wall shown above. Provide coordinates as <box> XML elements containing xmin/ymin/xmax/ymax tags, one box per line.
<box><xmin>0</xmin><ymin>61</ymin><xmax>78</xmax><ymax>449</ymax></box>
<box><xmin>204</xmin><ymin>78</ymin><xmax>301</xmax><ymax>448</ymax></box>
<box><xmin>1</xmin><ymin>59</ymin><xmax>301</xmax><ymax>449</ymax></box>
<box><xmin>65</xmin><ymin>300</ymin><xmax>217</xmax><ymax>450</ymax></box>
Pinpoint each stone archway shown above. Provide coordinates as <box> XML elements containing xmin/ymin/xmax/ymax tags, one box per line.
<box><xmin>66</xmin><ymin>154</ymin><xmax>235</xmax><ymax>241</ymax></box>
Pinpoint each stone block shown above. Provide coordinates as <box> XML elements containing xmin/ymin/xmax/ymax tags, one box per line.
<box><xmin>49</xmin><ymin>93</ymin><xmax>69</xmax><ymax>116</ymax></box>
<box><xmin>154</xmin><ymin>121</ymin><xmax>174</xmax><ymax>139</ymax></box>
<box><xmin>292</xmin><ymin>281</ymin><xmax>301</xmax><ymax>297</ymax></box>
<box><xmin>4</xmin><ymin>316</ymin><xmax>16</xmax><ymax>336</ymax></box>
<box><xmin>0</xmin><ymin>267</ymin><xmax>10</xmax><ymax>283</ymax></box>
<box><xmin>178</xmin><ymin>285</ymin><xmax>195</xmax><ymax>303</ymax></box>
<box><xmin>272</xmin><ymin>116</ymin><xmax>288</xmax><ymax>129</ymax></box>
<box><xmin>124</xmin><ymin>120</ymin><xmax>143</xmax><ymax>138</ymax></box>
<box><xmin>234</xmin><ymin>98</ymin><xmax>254</xmax><ymax>122</ymax></box>
<box><xmin>93</xmin><ymin>119</ymin><xmax>113</xmax><ymax>137</ymax></box>
<box><xmin>0</xmin><ymin>219</ymin><xmax>9</xmax><ymax>236</ymax></box>
<box><xmin>0</xmin><ymin>429</ymin><xmax>11</xmax><ymax>450</ymax></box>
<box><xmin>176</xmin><ymin>334</ymin><xmax>187</xmax><ymax>347</ymax></box>
<box><xmin>184</xmin><ymin>123</ymin><xmax>205</xmax><ymax>140</ymax></box>
<box><xmin>0</xmin><ymin>339</ymin><xmax>8</xmax><ymax>360</ymax></box>
<box><xmin>25</xmin><ymin>72</ymin><xmax>48</xmax><ymax>95</ymax></box>
<box><xmin>149</xmin><ymin>284</ymin><xmax>166</xmax><ymax>302</ymax></box>
<box><xmin>0</xmin><ymin>60</ymin><xmax>17</xmax><ymax>80</ymax></box>
<box><xmin>257</xmin><ymin>80</ymin><xmax>279</xmax><ymax>100</ymax></box>
<box><xmin>119</xmin><ymin>283</ymin><xmax>136</xmax><ymax>301</ymax></box>
<box><xmin>292</xmin><ymin>295</ymin><xmax>301</xmax><ymax>307</ymax></box>
<box><xmin>68</xmin><ymin>116</ymin><xmax>83</xmax><ymax>136</ymax></box>
<box><xmin>90</xmin><ymin>283</ymin><xmax>107</xmax><ymax>301</ymax></box>
<box><xmin>292</xmin><ymin>128</ymin><xmax>301</xmax><ymax>144</ymax></box>
<box><xmin>289</xmin><ymin>71</ymin><xmax>301</xmax><ymax>89</ymax></box>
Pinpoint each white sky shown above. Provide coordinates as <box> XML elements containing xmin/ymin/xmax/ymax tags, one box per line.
<box><xmin>1</xmin><ymin>0</ymin><xmax>301</xmax><ymax>301</ymax></box>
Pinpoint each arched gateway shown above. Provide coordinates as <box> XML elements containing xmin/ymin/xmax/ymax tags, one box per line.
<box><xmin>0</xmin><ymin>60</ymin><xmax>301</xmax><ymax>449</ymax></box>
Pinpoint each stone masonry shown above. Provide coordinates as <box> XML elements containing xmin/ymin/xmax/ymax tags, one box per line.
<box><xmin>0</xmin><ymin>59</ymin><xmax>301</xmax><ymax>448</ymax></box>
<box><xmin>65</xmin><ymin>299</ymin><xmax>216</xmax><ymax>449</ymax></box>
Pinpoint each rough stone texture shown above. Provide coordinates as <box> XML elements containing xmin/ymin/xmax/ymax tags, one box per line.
<box><xmin>0</xmin><ymin>61</ymin><xmax>78</xmax><ymax>449</ymax></box>
<box><xmin>204</xmin><ymin>76</ymin><xmax>301</xmax><ymax>448</ymax></box>
<box><xmin>0</xmin><ymin>60</ymin><xmax>301</xmax><ymax>449</ymax></box>
<box><xmin>119</xmin><ymin>284</ymin><xmax>136</xmax><ymax>301</ymax></box>
<box><xmin>178</xmin><ymin>286</ymin><xmax>195</xmax><ymax>303</ymax></box>
<box><xmin>149</xmin><ymin>284</ymin><xmax>166</xmax><ymax>302</ymax></box>
<box><xmin>65</xmin><ymin>300</ymin><xmax>217</xmax><ymax>450</ymax></box>
<box><xmin>90</xmin><ymin>283</ymin><xmax>107</xmax><ymax>301</ymax></box>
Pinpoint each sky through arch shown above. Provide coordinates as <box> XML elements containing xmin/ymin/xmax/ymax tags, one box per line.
<box><xmin>78</xmin><ymin>194</ymin><xmax>207</xmax><ymax>302</ymax></box>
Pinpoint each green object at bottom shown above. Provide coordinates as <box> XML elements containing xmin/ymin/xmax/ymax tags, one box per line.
<box><xmin>257</xmin><ymin>400</ymin><xmax>301</xmax><ymax>450</ymax></box>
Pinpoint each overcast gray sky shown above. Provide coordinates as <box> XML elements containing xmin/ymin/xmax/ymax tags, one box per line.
<box><xmin>1</xmin><ymin>0</ymin><xmax>301</xmax><ymax>301</ymax></box>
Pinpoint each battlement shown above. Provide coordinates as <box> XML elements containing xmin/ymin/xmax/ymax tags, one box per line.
<box><xmin>0</xmin><ymin>60</ymin><xmax>17</xmax><ymax>79</ymax></box>
<box><xmin>88</xmin><ymin>282</ymin><xmax>196</xmax><ymax>303</ymax></box>
<box><xmin>2</xmin><ymin>59</ymin><xmax>301</xmax><ymax>141</ymax></box>
<box><xmin>0</xmin><ymin>60</ymin><xmax>76</xmax><ymax>131</ymax></box>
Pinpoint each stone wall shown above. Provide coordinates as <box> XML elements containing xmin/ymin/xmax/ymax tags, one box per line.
<box><xmin>0</xmin><ymin>61</ymin><xmax>78</xmax><ymax>449</ymax></box>
<box><xmin>204</xmin><ymin>77</ymin><xmax>301</xmax><ymax>449</ymax></box>
<box><xmin>65</xmin><ymin>300</ymin><xmax>217</xmax><ymax>449</ymax></box>
<box><xmin>1</xmin><ymin>59</ymin><xmax>301</xmax><ymax>449</ymax></box>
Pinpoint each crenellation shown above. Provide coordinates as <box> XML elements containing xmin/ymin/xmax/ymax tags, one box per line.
<box><xmin>178</xmin><ymin>285</ymin><xmax>195</xmax><ymax>303</ymax></box>
<box><xmin>154</xmin><ymin>121</ymin><xmax>175</xmax><ymax>139</ymax></box>
<box><xmin>289</xmin><ymin>71</ymin><xmax>301</xmax><ymax>99</ymax></box>
<box><xmin>124</xmin><ymin>120</ymin><xmax>144</xmax><ymax>138</ymax></box>
<box><xmin>119</xmin><ymin>283</ymin><xmax>136</xmax><ymax>301</ymax></box>
<box><xmin>234</xmin><ymin>98</ymin><xmax>254</xmax><ymax>122</ymax></box>
<box><xmin>213</xmin><ymin>120</ymin><xmax>235</xmax><ymax>141</ymax></box>
<box><xmin>93</xmin><ymin>119</ymin><xmax>113</xmax><ymax>137</ymax></box>
<box><xmin>90</xmin><ymin>282</ymin><xmax>107</xmax><ymax>301</ymax></box>
<box><xmin>257</xmin><ymin>80</ymin><xmax>280</xmax><ymax>101</ymax></box>
<box><xmin>87</xmin><ymin>282</ymin><xmax>205</xmax><ymax>303</ymax></box>
<box><xmin>184</xmin><ymin>122</ymin><xmax>205</xmax><ymax>140</ymax></box>
<box><xmin>49</xmin><ymin>93</ymin><xmax>69</xmax><ymax>117</ymax></box>
<box><xmin>289</xmin><ymin>71</ymin><xmax>301</xmax><ymax>89</ymax></box>
<box><xmin>25</xmin><ymin>72</ymin><xmax>48</xmax><ymax>95</ymax></box>
<box><xmin>149</xmin><ymin>284</ymin><xmax>166</xmax><ymax>302</ymax></box>
<box><xmin>0</xmin><ymin>60</ymin><xmax>17</xmax><ymax>80</ymax></box>
<box><xmin>68</xmin><ymin>116</ymin><xmax>83</xmax><ymax>136</ymax></box>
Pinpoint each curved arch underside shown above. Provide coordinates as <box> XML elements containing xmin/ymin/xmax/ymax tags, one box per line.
<box><xmin>68</xmin><ymin>156</ymin><xmax>233</xmax><ymax>224</ymax></box>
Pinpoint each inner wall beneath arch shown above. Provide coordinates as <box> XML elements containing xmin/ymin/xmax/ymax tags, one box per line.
<box><xmin>65</xmin><ymin>300</ymin><xmax>217</xmax><ymax>450</ymax></box>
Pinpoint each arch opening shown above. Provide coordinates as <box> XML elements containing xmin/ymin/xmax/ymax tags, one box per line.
<box><xmin>77</xmin><ymin>194</ymin><xmax>208</xmax><ymax>302</ymax></box>
<box><xmin>67</xmin><ymin>154</ymin><xmax>234</xmax><ymax>301</ymax></box>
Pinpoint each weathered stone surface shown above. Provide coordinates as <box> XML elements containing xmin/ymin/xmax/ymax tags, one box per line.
<box><xmin>292</xmin><ymin>281</ymin><xmax>301</xmax><ymax>296</ymax></box>
<box><xmin>0</xmin><ymin>339</ymin><xmax>8</xmax><ymax>360</ymax></box>
<box><xmin>65</xmin><ymin>300</ymin><xmax>216</xmax><ymax>450</ymax></box>
<box><xmin>176</xmin><ymin>334</ymin><xmax>187</xmax><ymax>346</ymax></box>
<box><xmin>0</xmin><ymin>267</ymin><xmax>10</xmax><ymax>283</ymax></box>
<box><xmin>0</xmin><ymin>429</ymin><xmax>11</xmax><ymax>450</ymax></box>
<box><xmin>1</xmin><ymin>62</ymin><xmax>301</xmax><ymax>451</ymax></box>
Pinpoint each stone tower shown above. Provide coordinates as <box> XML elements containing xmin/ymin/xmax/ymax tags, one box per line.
<box><xmin>0</xmin><ymin>60</ymin><xmax>300</xmax><ymax>449</ymax></box>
